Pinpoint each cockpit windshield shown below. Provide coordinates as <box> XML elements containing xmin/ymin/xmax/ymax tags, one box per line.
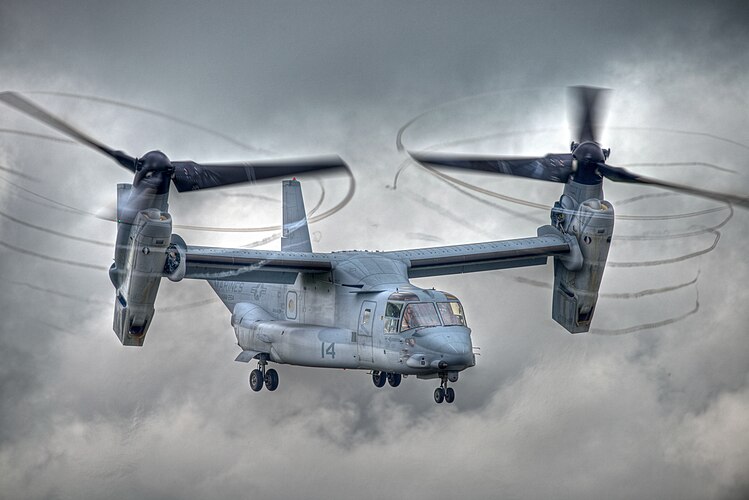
<box><xmin>437</xmin><ymin>302</ymin><xmax>466</xmax><ymax>326</ymax></box>
<box><xmin>400</xmin><ymin>302</ymin><xmax>442</xmax><ymax>331</ymax></box>
<box><xmin>384</xmin><ymin>292</ymin><xmax>467</xmax><ymax>334</ymax></box>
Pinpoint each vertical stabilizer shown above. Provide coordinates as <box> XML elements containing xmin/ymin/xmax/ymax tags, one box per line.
<box><xmin>282</xmin><ymin>179</ymin><xmax>312</xmax><ymax>252</ymax></box>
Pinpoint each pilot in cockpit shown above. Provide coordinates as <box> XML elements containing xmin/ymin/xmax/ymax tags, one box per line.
<box><xmin>401</xmin><ymin>306</ymin><xmax>414</xmax><ymax>330</ymax></box>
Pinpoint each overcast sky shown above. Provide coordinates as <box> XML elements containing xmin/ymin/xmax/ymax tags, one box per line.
<box><xmin>1</xmin><ymin>1</ymin><xmax>748</xmax><ymax>499</ymax></box>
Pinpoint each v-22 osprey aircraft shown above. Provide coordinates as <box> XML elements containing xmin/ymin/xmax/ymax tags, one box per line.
<box><xmin>3</xmin><ymin>88</ymin><xmax>746</xmax><ymax>403</ymax></box>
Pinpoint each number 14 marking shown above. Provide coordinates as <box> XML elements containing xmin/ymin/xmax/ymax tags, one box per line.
<box><xmin>321</xmin><ymin>342</ymin><xmax>336</xmax><ymax>359</ymax></box>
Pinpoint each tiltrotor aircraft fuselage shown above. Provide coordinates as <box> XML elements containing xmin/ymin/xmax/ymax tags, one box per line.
<box><xmin>204</xmin><ymin>180</ymin><xmax>481</xmax><ymax>403</ymax></box>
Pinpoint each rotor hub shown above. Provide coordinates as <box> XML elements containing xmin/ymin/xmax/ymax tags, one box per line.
<box><xmin>572</xmin><ymin>141</ymin><xmax>605</xmax><ymax>164</ymax></box>
<box><xmin>137</xmin><ymin>150</ymin><xmax>173</xmax><ymax>172</ymax></box>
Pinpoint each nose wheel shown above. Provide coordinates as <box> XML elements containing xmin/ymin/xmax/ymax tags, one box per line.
<box><xmin>434</xmin><ymin>387</ymin><xmax>444</xmax><ymax>403</ymax></box>
<box><xmin>434</xmin><ymin>373</ymin><xmax>455</xmax><ymax>404</ymax></box>
<box><xmin>249</xmin><ymin>356</ymin><xmax>279</xmax><ymax>392</ymax></box>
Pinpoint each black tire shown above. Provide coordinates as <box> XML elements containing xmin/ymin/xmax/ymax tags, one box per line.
<box><xmin>372</xmin><ymin>370</ymin><xmax>386</xmax><ymax>388</ymax></box>
<box><xmin>434</xmin><ymin>387</ymin><xmax>445</xmax><ymax>404</ymax></box>
<box><xmin>265</xmin><ymin>368</ymin><xmax>279</xmax><ymax>391</ymax></box>
<box><xmin>387</xmin><ymin>372</ymin><xmax>402</xmax><ymax>388</ymax></box>
<box><xmin>249</xmin><ymin>369</ymin><xmax>264</xmax><ymax>392</ymax></box>
<box><xmin>445</xmin><ymin>387</ymin><xmax>455</xmax><ymax>403</ymax></box>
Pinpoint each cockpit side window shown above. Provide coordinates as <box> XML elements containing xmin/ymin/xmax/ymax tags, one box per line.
<box><xmin>437</xmin><ymin>302</ymin><xmax>467</xmax><ymax>326</ymax></box>
<box><xmin>385</xmin><ymin>302</ymin><xmax>403</xmax><ymax>318</ymax></box>
<box><xmin>401</xmin><ymin>302</ymin><xmax>442</xmax><ymax>331</ymax></box>
<box><xmin>384</xmin><ymin>301</ymin><xmax>403</xmax><ymax>334</ymax></box>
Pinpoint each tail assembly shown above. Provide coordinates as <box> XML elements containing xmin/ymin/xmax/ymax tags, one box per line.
<box><xmin>282</xmin><ymin>179</ymin><xmax>312</xmax><ymax>252</ymax></box>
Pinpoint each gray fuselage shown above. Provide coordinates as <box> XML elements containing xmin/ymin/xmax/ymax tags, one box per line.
<box><xmin>214</xmin><ymin>253</ymin><xmax>475</xmax><ymax>379</ymax></box>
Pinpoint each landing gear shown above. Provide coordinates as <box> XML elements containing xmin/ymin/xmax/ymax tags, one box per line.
<box><xmin>249</xmin><ymin>369</ymin><xmax>263</xmax><ymax>392</ymax></box>
<box><xmin>249</xmin><ymin>356</ymin><xmax>279</xmax><ymax>392</ymax></box>
<box><xmin>434</xmin><ymin>372</ymin><xmax>455</xmax><ymax>404</ymax></box>
<box><xmin>265</xmin><ymin>368</ymin><xmax>279</xmax><ymax>391</ymax></box>
<box><xmin>434</xmin><ymin>387</ymin><xmax>445</xmax><ymax>403</ymax></box>
<box><xmin>372</xmin><ymin>370</ymin><xmax>387</xmax><ymax>388</ymax></box>
<box><xmin>373</xmin><ymin>371</ymin><xmax>402</xmax><ymax>388</ymax></box>
<box><xmin>444</xmin><ymin>387</ymin><xmax>455</xmax><ymax>403</ymax></box>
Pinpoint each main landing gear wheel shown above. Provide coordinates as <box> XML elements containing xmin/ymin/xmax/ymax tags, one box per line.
<box><xmin>264</xmin><ymin>368</ymin><xmax>279</xmax><ymax>391</ymax></box>
<box><xmin>249</xmin><ymin>369</ymin><xmax>264</xmax><ymax>392</ymax></box>
<box><xmin>372</xmin><ymin>370</ymin><xmax>386</xmax><ymax>388</ymax></box>
<box><xmin>434</xmin><ymin>387</ymin><xmax>445</xmax><ymax>403</ymax></box>
<box><xmin>387</xmin><ymin>372</ymin><xmax>402</xmax><ymax>387</ymax></box>
<box><xmin>249</xmin><ymin>356</ymin><xmax>277</xmax><ymax>393</ymax></box>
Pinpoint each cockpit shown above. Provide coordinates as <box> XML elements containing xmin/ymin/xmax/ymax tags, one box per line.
<box><xmin>383</xmin><ymin>290</ymin><xmax>467</xmax><ymax>334</ymax></box>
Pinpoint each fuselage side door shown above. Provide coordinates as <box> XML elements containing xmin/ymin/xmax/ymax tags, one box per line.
<box><xmin>357</xmin><ymin>300</ymin><xmax>376</xmax><ymax>364</ymax></box>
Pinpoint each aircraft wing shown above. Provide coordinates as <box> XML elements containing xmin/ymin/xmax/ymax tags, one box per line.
<box><xmin>182</xmin><ymin>226</ymin><xmax>572</xmax><ymax>283</ymax></box>
<box><xmin>382</xmin><ymin>228</ymin><xmax>572</xmax><ymax>278</ymax></box>
<box><xmin>184</xmin><ymin>246</ymin><xmax>334</xmax><ymax>284</ymax></box>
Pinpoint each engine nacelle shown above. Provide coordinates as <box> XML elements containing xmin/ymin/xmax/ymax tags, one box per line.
<box><xmin>113</xmin><ymin>209</ymin><xmax>172</xmax><ymax>346</ymax></box>
<box><xmin>550</xmin><ymin>197</ymin><xmax>614</xmax><ymax>333</ymax></box>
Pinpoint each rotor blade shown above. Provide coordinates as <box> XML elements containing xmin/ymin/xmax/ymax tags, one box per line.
<box><xmin>0</xmin><ymin>91</ymin><xmax>137</xmax><ymax>171</ymax></box>
<box><xmin>569</xmin><ymin>86</ymin><xmax>609</xmax><ymax>143</ymax></box>
<box><xmin>409</xmin><ymin>150</ymin><xmax>574</xmax><ymax>183</ymax></box>
<box><xmin>598</xmin><ymin>163</ymin><xmax>749</xmax><ymax>208</ymax></box>
<box><xmin>171</xmin><ymin>155</ymin><xmax>349</xmax><ymax>192</ymax></box>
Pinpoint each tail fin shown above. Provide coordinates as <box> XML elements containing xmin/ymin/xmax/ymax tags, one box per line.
<box><xmin>282</xmin><ymin>179</ymin><xmax>312</xmax><ymax>252</ymax></box>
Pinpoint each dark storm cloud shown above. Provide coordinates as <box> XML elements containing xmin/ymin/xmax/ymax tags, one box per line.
<box><xmin>1</xmin><ymin>1</ymin><xmax>748</xmax><ymax>499</ymax></box>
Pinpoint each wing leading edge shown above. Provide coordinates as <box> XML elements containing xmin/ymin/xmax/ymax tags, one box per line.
<box><xmin>184</xmin><ymin>246</ymin><xmax>334</xmax><ymax>284</ymax></box>
<box><xmin>384</xmin><ymin>228</ymin><xmax>571</xmax><ymax>278</ymax></box>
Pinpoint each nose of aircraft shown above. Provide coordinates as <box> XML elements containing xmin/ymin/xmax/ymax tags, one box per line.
<box><xmin>416</xmin><ymin>326</ymin><xmax>472</xmax><ymax>357</ymax></box>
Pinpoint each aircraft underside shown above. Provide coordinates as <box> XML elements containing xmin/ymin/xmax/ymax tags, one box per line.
<box><xmin>231</xmin><ymin>292</ymin><xmax>476</xmax><ymax>404</ymax></box>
